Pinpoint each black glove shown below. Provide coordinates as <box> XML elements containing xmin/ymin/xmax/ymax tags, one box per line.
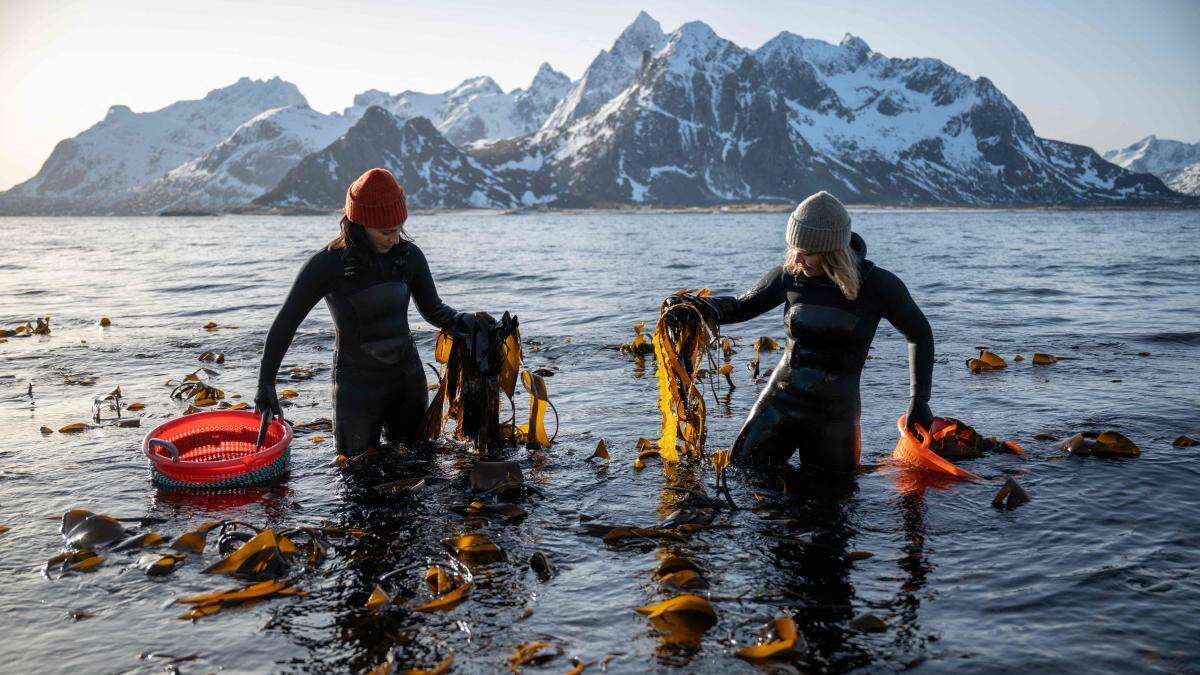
<box><xmin>664</xmin><ymin>294</ymin><xmax>718</xmax><ymax>323</ymax></box>
<box><xmin>906</xmin><ymin>397</ymin><xmax>934</xmax><ymax>431</ymax></box>
<box><xmin>254</xmin><ymin>382</ymin><xmax>282</xmax><ymax>418</ymax></box>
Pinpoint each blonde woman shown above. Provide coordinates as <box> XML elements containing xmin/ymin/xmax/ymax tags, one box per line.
<box><xmin>683</xmin><ymin>191</ymin><xmax>934</xmax><ymax>472</ymax></box>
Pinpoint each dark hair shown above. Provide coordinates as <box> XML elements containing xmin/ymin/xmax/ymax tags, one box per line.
<box><xmin>326</xmin><ymin>214</ymin><xmax>409</xmax><ymax>251</ymax></box>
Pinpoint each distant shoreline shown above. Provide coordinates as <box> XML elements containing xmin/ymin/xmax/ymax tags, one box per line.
<box><xmin>1</xmin><ymin>202</ymin><xmax>1197</xmax><ymax>219</ymax></box>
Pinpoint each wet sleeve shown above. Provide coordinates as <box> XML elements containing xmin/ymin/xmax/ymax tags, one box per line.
<box><xmin>871</xmin><ymin>268</ymin><xmax>934</xmax><ymax>400</ymax></box>
<box><xmin>709</xmin><ymin>267</ymin><xmax>787</xmax><ymax>325</ymax></box>
<box><xmin>257</xmin><ymin>251</ymin><xmax>335</xmax><ymax>388</ymax></box>
<box><xmin>407</xmin><ymin>245</ymin><xmax>464</xmax><ymax>331</ymax></box>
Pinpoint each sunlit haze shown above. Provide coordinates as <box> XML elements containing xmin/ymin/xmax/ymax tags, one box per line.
<box><xmin>1</xmin><ymin>0</ymin><xmax>1197</xmax><ymax>190</ymax></box>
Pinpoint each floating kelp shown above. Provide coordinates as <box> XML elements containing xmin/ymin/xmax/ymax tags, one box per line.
<box><xmin>424</xmin><ymin>312</ymin><xmax>523</xmax><ymax>453</ymax></box>
<box><xmin>589</xmin><ymin>438</ymin><xmax>610</xmax><ymax>461</ymax></box>
<box><xmin>197</xmin><ymin>350</ymin><xmax>225</xmax><ymax>364</ymax></box>
<box><xmin>509</xmin><ymin>642</ymin><xmax>559</xmax><ymax>672</ymax></box>
<box><xmin>619</xmin><ymin>322</ymin><xmax>654</xmax><ymax>358</ymax></box>
<box><xmin>91</xmin><ymin>386</ymin><xmax>125</xmax><ymax>423</ymax></box>
<box><xmin>1056</xmin><ymin>430</ymin><xmax>1142</xmax><ymax>458</ymax></box>
<box><xmin>1031</xmin><ymin>352</ymin><xmax>1059</xmax><ymax>365</ymax></box>
<box><xmin>45</xmin><ymin>549</ymin><xmax>105</xmax><ymax>577</ymax></box>
<box><xmin>64</xmin><ymin>513</ymin><xmax>128</xmax><ymax>548</ymax></box>
<box><xmin>736</xmin><ymin>616</ymin><xmax>804</xmax><ymax>661</ymax></box>
<box><xmin>443</xmin><ymin>533</ymin><xmax>505</xmax><ymax>565</ymax></box>
<box><xmin>653</xmin><ymin>291</ymin><xmax>719</xmax><ymax>463</ymax></box>
<box><xmin>112</xmin><ymin>531</ymin><xmax>164</xmax><ymax>551</ymax></box>
<box><xmin>992</xmin><ymin>477</ymin><xmax>1030</xmax><ymax>509</ymax></box>
<box><xmin>203</xmin><ymin>529</ymin><xmax>297</xmax><ymax>579</ymax></box>
<box><xmin>145</xmin><ymin>553</ymin><xmax>187</xmax><ymax>576</ymax></box>
<box><xmin>1173</xmin><ymin>436</ymin><xmax>1198</xmax><ymax>447</ymax></box>
<box><xmin>747</xmin><ymin>336</ymin><xmax>781</xmax><ymax>379</ymax></box>
<box><xmin>0</xmin><ymin>317</ymin><xmax>50</xmax><ymax>338</ymax></box>
<box><xmin>635</xmin><ymin>594</ymin><xmax>717</xmax><ymax>644</ymax></box>
<box><xmin>176</xmin><ymin>578</ymin><xmax>305</xmax><ymax>620</ymax></box>
<box><xmin>922</xmin><ymin>417</ymin><xmax>1025</xmax><ymax>460</ymax></box>
<box><xmin>967</xmin><ymin>350</ymin><xmax>1007</xmax><ymax>372</ymax></box>
<box><xmin>520</xmin><ymin>369</ymin><xmax>556</xmax><ymax>450</ymax></box>
<box><xmin>412</xmin><ymin>581</ymin><xmax>472</xmax><ymax>612</ymax></box>
<box><xmin>168</xmin><ymin>367</ymin><xmax>225</xmax><ymax>407</ymax></box>
<box><xmin>170</xmin><ymin>521</ymin><xmax>221</xmax><ymax>553</ymax></box>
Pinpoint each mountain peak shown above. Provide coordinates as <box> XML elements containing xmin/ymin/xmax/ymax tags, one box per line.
<box><xmin>105</xmin><ymin>105</ymin><xmax>133</xmax><ymax>120</ymax></box>
<box><xmin>839</xmin><ymin>33</ymin><xmax>871</xmax><ymax>54</ymax></box>
<box><xmin>615</xmin><ymin>11</ymin><xmax>664</xmax><ymax>53</ymax></box>
<box><xmin>450</xmin><ymin>75</ymin><xmax>503</xmax><ymax>98</ymax></box>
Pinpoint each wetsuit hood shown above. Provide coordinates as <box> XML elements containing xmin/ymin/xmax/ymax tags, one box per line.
<box><xmin>850</xmin><ymin>232</ymin><xmax>866</xmax><ymax>260</ymax></box>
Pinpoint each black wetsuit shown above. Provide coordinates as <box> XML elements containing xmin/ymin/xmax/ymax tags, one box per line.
<box><xmin>710</xmin><ymin>234</ymin><xmax>933</xmax><ymax>471</ymax></box>
<box><xmin>257</xmin><ymin>241</ymin><xmax>468</xmax><ymax>452</ymax></box>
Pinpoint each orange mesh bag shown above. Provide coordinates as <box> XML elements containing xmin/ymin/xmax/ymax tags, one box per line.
<box><xmin>892</xmin><ymin>415</ymin><xmax>978</xmax><ymax>480</ymax></box>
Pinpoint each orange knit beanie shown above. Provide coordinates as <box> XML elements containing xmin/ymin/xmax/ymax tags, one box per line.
<box><xmin>345</xmin><ymin>168</ymin><xmax>408</xmax><ymax>229</ymax></box>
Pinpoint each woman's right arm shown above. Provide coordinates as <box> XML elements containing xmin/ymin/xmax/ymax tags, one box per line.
<box><xmin>706</xmin><ymin>267</ymin><xmax>787</xmax><ymax>325</ymax></box>
<box><xmin>256</xmin><ymin>252</ymin><xmax>335</xmax><ymax>408</ymax></box>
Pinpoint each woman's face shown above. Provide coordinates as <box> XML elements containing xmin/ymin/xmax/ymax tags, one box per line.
<box><xmin>791</xmin><ymin>249</ymin><xmax>824</xmax><ymax>277</ymax></box>
<box><xmin>365</xmin><ymin>225</ymin><xmax>403</xmax><ymax>253</ymax></box>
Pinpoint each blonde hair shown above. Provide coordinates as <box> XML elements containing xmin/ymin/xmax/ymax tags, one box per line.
<box><xmin>785</xmin><ymin>244</ymin><xmax>860</xmax><ymax>300</ymax></box>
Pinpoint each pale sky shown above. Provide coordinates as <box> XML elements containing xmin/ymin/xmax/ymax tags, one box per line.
<box><xmin>1</xmin><ymin>0</ymin><xmax>1197</xmax><ymax>190</ymax></box>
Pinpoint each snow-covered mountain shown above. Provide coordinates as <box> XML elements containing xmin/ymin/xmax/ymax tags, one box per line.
<box><xmin>541</xmin><ymin>10</ymin><xmax>665</xmax><ymax>130</ymax></box>
<box><xmin>472</xmin><ymin>19</ymin><xmax>1183</xmax><ymax>206</ymax></box>
<box><xmin>342</xmin><ymin>64</ymin><xmax>572</xmax><ymax>146</ymax></box>
<box><xmin>1104</xmin><ymin>136</ymin><xmax>1200</xmax><ymax>195</ymax></box>
<box><xmin>0</xmin><ymin>77</ymin><xmax>307</xmax><ymax>214</ymax></box>
<box><xmin>1</xmin><ymin>13</ymin><xmax>1192</xmax><ymax>214</ymax></box>
<box><xmin>119</xmin><ymin>105</ymin><xmax>351</xmax><ymax>214</ymax></box>
<box><xmin>254</xmin><ymin>106</ymin><xmax>518</xmax><ymax>210</ymax></box>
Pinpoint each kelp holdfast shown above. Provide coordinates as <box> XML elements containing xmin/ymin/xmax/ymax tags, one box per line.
<box><xmin>143</xmin><ymin>410</ymin><xmax>293</xmax><ymax>490</ymax></box>
<box><xmin>424</xmin><ymin>311</ymin><xmax>521</xmax><ymax>454</ymax></box>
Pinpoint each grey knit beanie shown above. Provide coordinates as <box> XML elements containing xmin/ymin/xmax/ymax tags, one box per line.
<box><xmin>786</xmin><ymin>191</ymin><xmax>851</xmax><ymax>252</ymax></box>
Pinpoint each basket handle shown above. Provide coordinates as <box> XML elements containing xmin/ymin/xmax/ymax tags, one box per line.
<box><xmin>148</xmin><ymin>438</ymin><xmax>180</xmax><ymax>462</ymax></box>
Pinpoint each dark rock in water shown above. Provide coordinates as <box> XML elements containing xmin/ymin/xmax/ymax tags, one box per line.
<box><xmin>847</xmin><ymin>551</ymin><xmax>875</xmax><ymax>561</ymax></box>
<box><xmin>529</xmin><ymin>551</ymin><xmax>555</xmax><ymax>581</ymax></box>
<box><xmin>850</xmin><ymin>612</ymin><xmax>888</xmax><ymax>632</ymax></box>
<box><xmin>992</xmin><ymin>477</ymin><xmax>1030</xmax><ymax>510</ymax></box>
<box><xmin>65</xmin><ymin>514</ymin><xmax>128</xmax><ymax>548</ymax></box>
<box><xmin>117</xmin><ymin>418</ymin><xmax>141</xmax><ymax>428</ymax></box>
<box><xmin>470</xmin><ymin>461</ymin><xmax>523</xmax><ymax>492</ymax></box>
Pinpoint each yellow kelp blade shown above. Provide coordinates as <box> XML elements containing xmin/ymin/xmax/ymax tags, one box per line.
<box><xmin>510</xmin><ymin>641</ymin><xmax>557</xmax><ymax>671</ymax></box>
<box><xmin>590</xmin><ymin>439</ymin><xmax>610</xmax><ymax>461</ymax></box>
<box><xmin>425</xmin><ymin>566</ymin><xmax>454</xmax><ymax>595</ymax></box>
<box><xmin>422</xmin><ymin>364</ymin><xmax>448</xmax><ymax>440</ymax></box>
<box><xmin>444</xmin><ymin>533</ymin><xmax>504</xmax><ymax>564</ymax></box>
<box><xmin>412</xmin><ymin>582</ymin><xmax>472</xmax><ymax>612</ymax></box>
<box><xmin>658</xmin><ymin>569</ymin><xmax>705</xmax><ymax>590</ymax></box>
<box><xmin>366</xmin><ymin>586</ymin><xmax>392</xmax><ymax>609</ymax></box>
<box><xmin>434</xmin><ymin>331</ymin><xmax>454</xmax><ymax>364</ymax></box>
<box><xmin>202</xmin><ymin>529</ymin><xmax>279</xmax><ymax>575</ymax></box>
<box><xmin>652</xmin><ymin>315</ymin><xmax>707</xmax><ymax>463</ymax></box>
<box><xmin>521</xmin><ymin>370</ymin><xmax>553</xmax><ymax>449</ymax></box>
<box><xmin>635</xmin><ymin>593</ymin><xmax>717</xmax><ymax>642</ymax></box>
<box><xmin>652</xmin><ymin>326</ymin><xmax>680</xmax><ymax>462</ymax></box>
<box><xmin>736</xmin><ymin>616</ymin><xmax>803</xmax><ymax>661</ymax></box>
<box><xmin>177</xmin><ymin>579</ymin><xmax>291</xmax><ymax>605</ymax></box>
<box><xmin>711</xmin><ymin>449</ymin><xmax>731</xmax><ymax>474</ymax></box>
<box><xmin>499</xmin><ymin>330</ymin><xmax>523</xmax><ymax>398</ymax></box>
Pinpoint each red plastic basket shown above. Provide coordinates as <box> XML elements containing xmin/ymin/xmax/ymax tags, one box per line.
<box><xmin>142</xmin><ymin>410</ymin><xmax>293</xmax><ymax>489</ymax></box>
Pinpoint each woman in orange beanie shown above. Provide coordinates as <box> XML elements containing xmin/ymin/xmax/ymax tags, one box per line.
<box><xmin>255</xmin><ymin>168</ymin><xmax>487</xmax><ymax>454</ymax></box>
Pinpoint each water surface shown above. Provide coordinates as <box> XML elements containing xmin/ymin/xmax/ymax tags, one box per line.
<box><xmin>0</xmin><ymin>210</ymin><xmax>1197</xmax><ymax>673</ymax></box>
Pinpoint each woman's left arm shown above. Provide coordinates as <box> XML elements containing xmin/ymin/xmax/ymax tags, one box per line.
<box><xmin>872</xmin><ymin>268</ymin><xmax>934</xmax><ymax>428</ymax></box>
<box><xmin>407</xmin><ymin>244</ymin><xmax>469</xmax><ymax>331</ymax></box>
